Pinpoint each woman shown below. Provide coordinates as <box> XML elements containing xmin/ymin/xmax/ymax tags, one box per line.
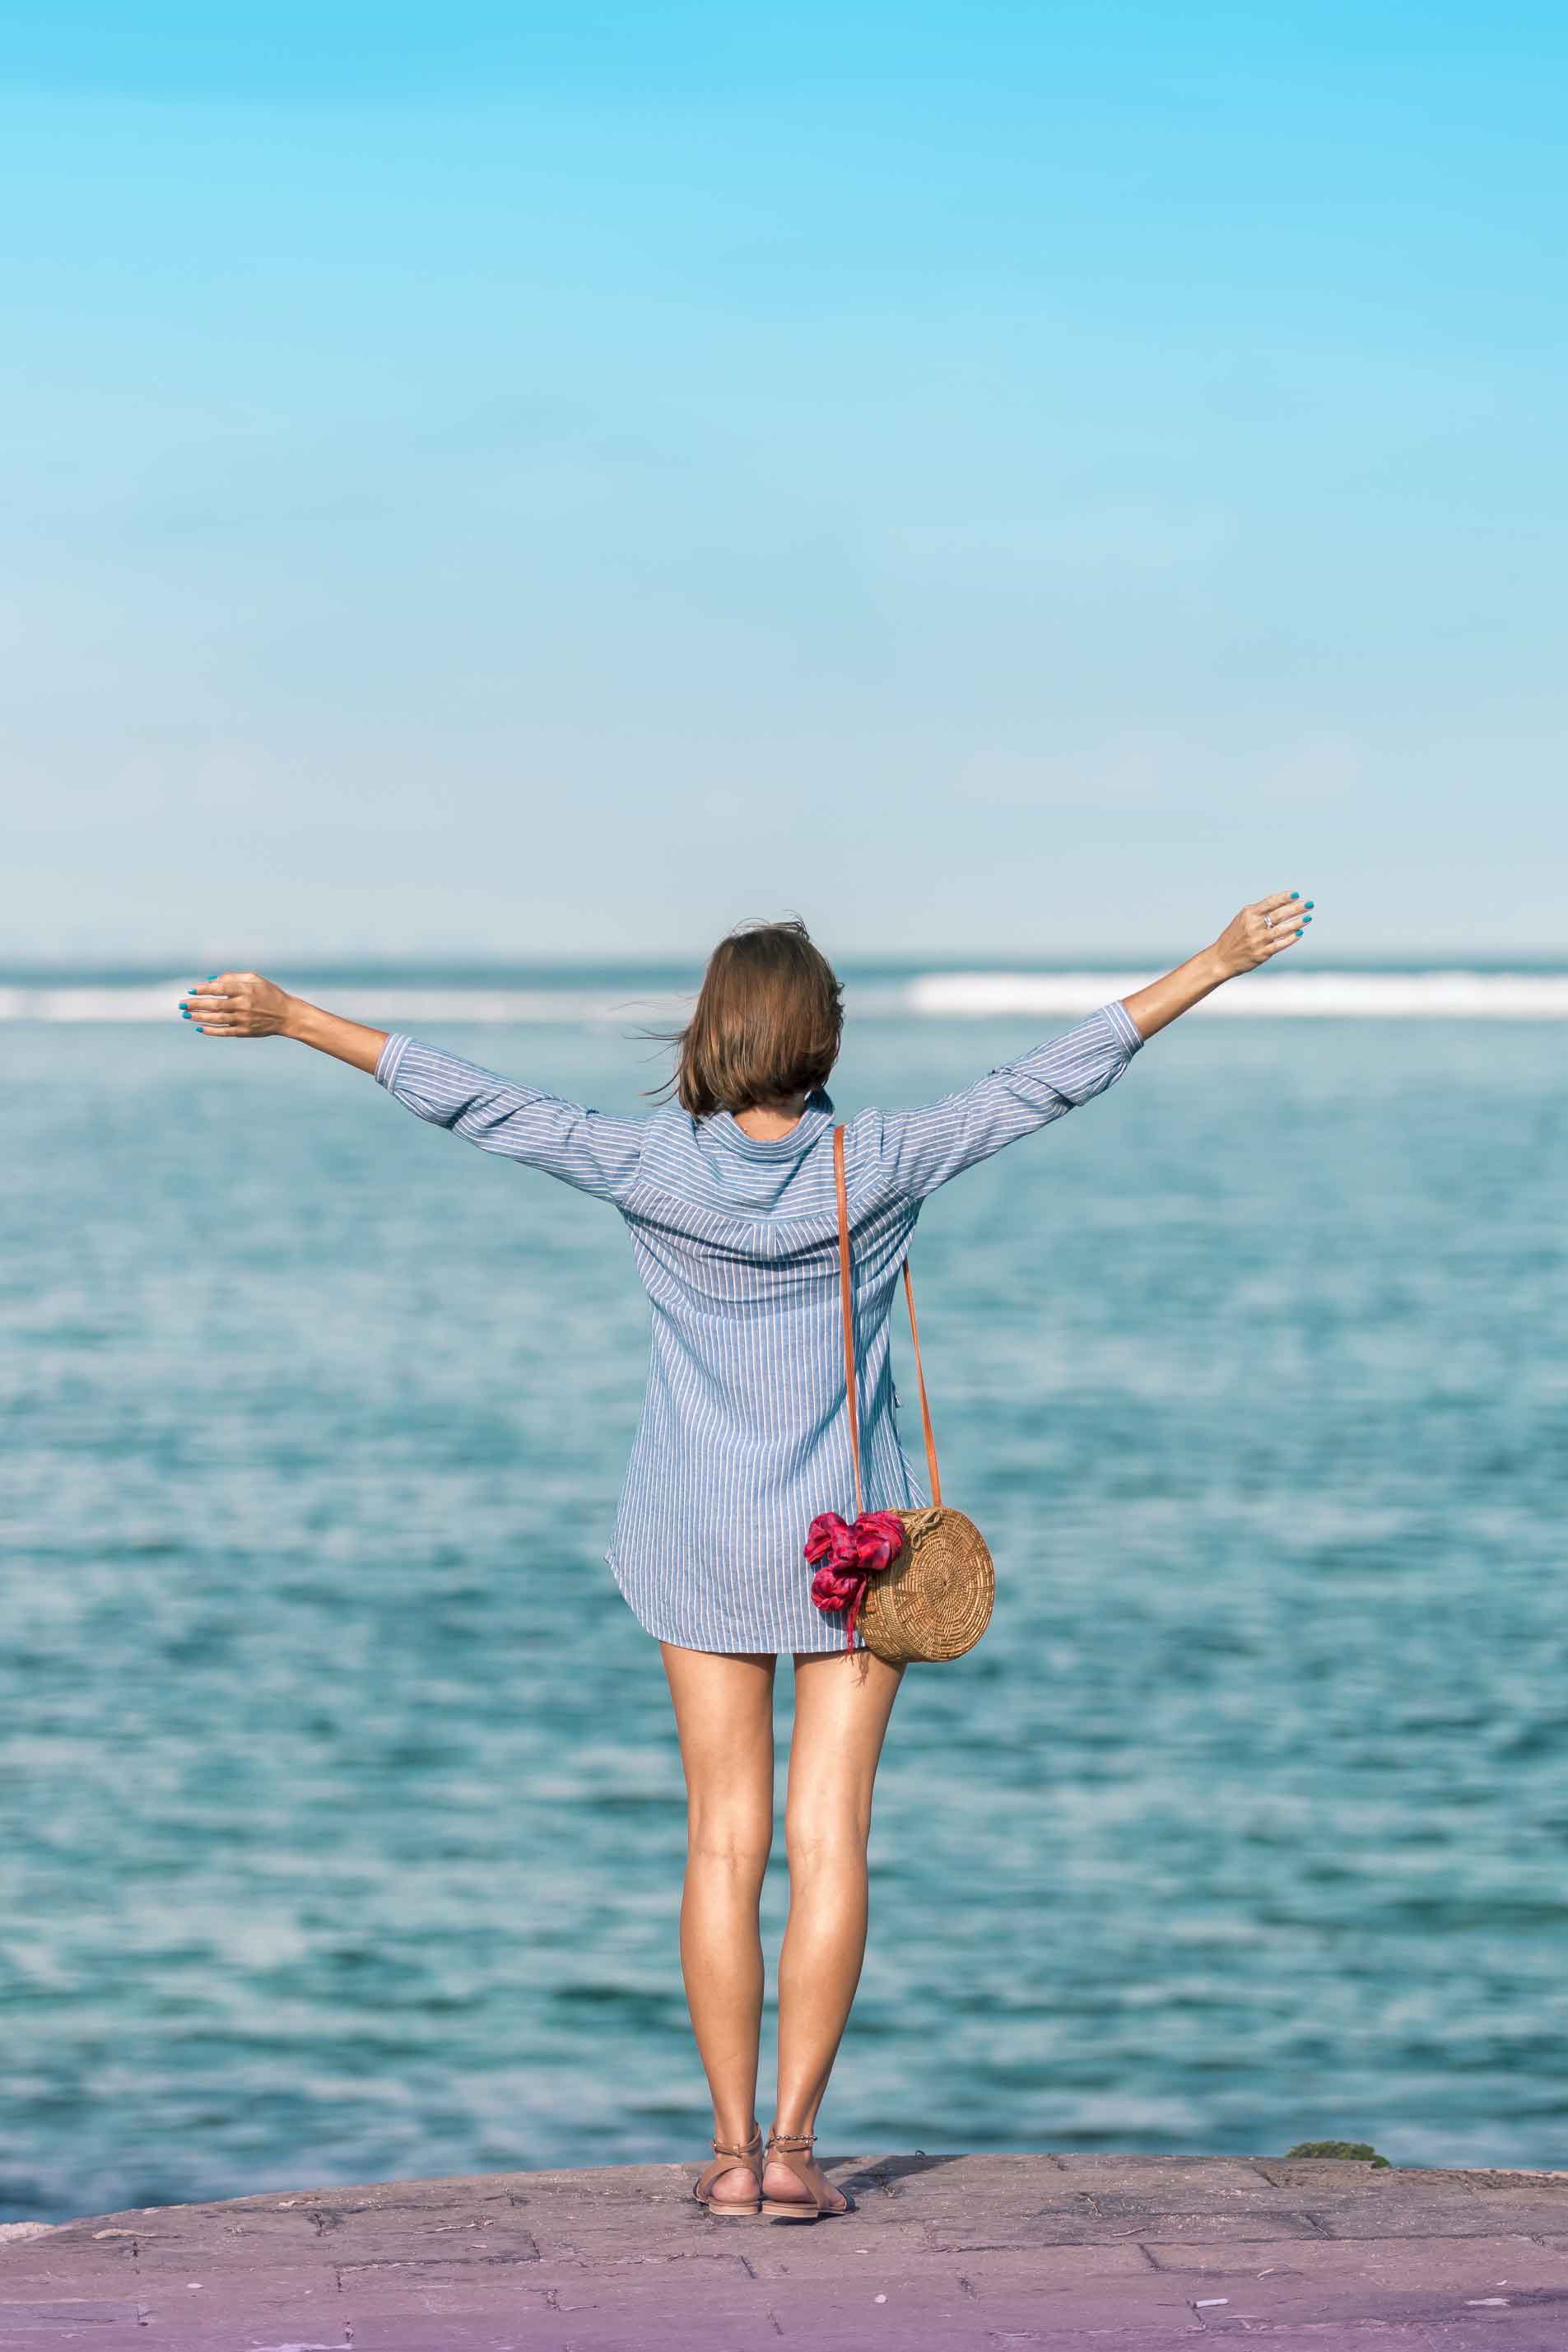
<box><xmin>178</xmin><ymin>890</ymin><xmax>1310</xmax><ymax>2219</ymax></box>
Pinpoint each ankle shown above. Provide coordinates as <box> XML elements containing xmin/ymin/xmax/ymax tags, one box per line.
<box><xmin>714</xmin><ymin>2116</ymin><xmax>760</xmax><ymax>2150</ymax></box>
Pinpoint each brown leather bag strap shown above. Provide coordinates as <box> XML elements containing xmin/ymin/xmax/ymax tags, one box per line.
<box><xmin>833</xmin><ymin>1123</ymin><xmax>863</xmax><ymax>1516</ymax></box>
<box><xmin>833</xmin><ymin>1125</ymin><xmax>942</xmax><ymax>1512</ymax></box>
<box><xmin>901</xmin><ymin>1255</ymin><xmax>943</xmax><ymax>1510</ymax></box>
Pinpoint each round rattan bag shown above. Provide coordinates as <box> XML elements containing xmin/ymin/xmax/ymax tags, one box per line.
<box><xmin>812</xmin><ymin>1125</ymin><xmax>994</xmax><ymax>1666</ymax></box>
<box><xmin>858</xmin><ymin>1504</ymin><xmax>994</xmax><ymax>1665</ymax></box>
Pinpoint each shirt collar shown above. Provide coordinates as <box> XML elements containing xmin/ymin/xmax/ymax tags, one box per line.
<box><xmin>708</xmin><ymin>1088</ymin><xmax>835</xmax><ymax>1159</ymax></box>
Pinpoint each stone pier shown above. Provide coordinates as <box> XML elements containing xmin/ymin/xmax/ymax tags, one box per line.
<box><xmin>5</xmin><ymin>2153</ymin><xmax>1568</xmax><ymax>2349</ymax></box>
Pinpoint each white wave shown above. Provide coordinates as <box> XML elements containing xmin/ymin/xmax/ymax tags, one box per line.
<box><xmin>904</xmin><ymin>971</ymin><xmax>1568</xmax><ymax>1019</ymax></box>
<box><xmin>1</xmin><ymin>971</ymin><xmax>1566</xmax><ymax>1023</ymax></box>
<box><xmin>0</xmin><ymin>984</ymin><xmax>696</xmax><ymax>1027</ymax></box>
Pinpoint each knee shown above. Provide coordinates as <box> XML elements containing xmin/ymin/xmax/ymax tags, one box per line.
<box><xmin>686</xmin><ymin>1802</ymin><xmax>774</xmax><ymax>1880</ymax></box>
<box><xmin>784</xmin><ymin>1802</ymin><xmax>872</xmax><ymax>1877</ymax></box>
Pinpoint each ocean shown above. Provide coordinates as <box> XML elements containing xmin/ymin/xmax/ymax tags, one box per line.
<box><xmin>3</xmin><ymin>962</ymin><xmax>1566</xmax><ymax>2221</ymax></box>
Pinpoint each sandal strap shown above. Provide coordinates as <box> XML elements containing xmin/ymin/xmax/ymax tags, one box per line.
<box><xmin>762</xmin><ymin>2127</ymin><xmax>844</xmax><ymax>2215</ymax></box>
<box><xmin>695</xmin><ymin>2126</ymin><xmax>764</xmax><ymax>2205</ymax></box>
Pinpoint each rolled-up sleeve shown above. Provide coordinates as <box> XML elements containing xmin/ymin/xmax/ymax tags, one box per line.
<box><xmin>876</xmin><ymin>999</ymin><xmax>1143</xmax><ymax>1202</ymax></box>
<box><xmin>374</xmin><ymin>1035</ymin><xmax>648</xmax><ymax>1206</ymax></box>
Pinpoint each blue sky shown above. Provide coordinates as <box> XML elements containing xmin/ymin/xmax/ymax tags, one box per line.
<box><xmin>3</xmin><ymin>2</ymin><xmax>1564</xmax><ymax>962</ymax></box>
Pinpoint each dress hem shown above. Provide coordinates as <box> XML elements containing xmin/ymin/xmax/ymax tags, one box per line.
<box><xmin>603</xmin><ymin>1549</ymin><xmax>868</xmax><ymax>1657</ymax></box>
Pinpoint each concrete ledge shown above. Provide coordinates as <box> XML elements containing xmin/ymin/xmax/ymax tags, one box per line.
<box><xmin>5</xmin><ymin>2154</ymin><xmax>1568</xmax><ymax>2350</ymax></box>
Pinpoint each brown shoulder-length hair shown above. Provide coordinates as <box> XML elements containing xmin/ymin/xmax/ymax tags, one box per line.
<box><xmin>650</xmin><ymin>919</ymin><xmax>844</xmax><ymax>1119</ymax></box>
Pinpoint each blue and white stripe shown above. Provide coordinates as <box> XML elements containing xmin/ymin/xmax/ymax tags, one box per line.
<box><xmin>375</xmin><ymin>1000</ymin><xmax>1144</xmax><ymax>1654</ymax></box>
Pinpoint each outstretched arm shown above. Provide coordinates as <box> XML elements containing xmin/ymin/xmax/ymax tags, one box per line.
<box><xmin>875</xmin><ymin>887</ymin><xmax>1313</xmax><ymax>1200</ymax></box>
<box><xmin>178</xmin><ymin>971</ymin><xmax>647</xmax><ymax>1204</ymax></box>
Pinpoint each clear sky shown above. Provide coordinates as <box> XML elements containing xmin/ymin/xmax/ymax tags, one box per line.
<box><xmin>3</xmin><ymin>2</ymin><xmax>1564</xmax><ymax>963</ymax></box>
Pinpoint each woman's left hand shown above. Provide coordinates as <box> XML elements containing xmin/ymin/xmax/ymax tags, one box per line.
<box><xmin>179</xmin><ymin>971</ymin><xmax>296</xmax><ymax>1036</ymax></box>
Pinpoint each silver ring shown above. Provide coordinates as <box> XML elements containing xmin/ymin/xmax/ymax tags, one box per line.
<box><xmin>1263</xmin><ymin>913</ymin><xmax>1275</xmax><ymax>931</ymax></box>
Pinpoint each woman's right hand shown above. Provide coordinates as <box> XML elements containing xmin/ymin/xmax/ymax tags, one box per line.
<box><xmin>179</xmin><ymin>971</ymin><xmax>297</xmax><ymax>1037</ymax></box>
<box><xmin>1119</xmin><ymin>890</ymin><xmax>1314</xmax><ymax>1040</ymax></box>
<box><xmin>1211</xmin><ymin>891</ymin><xmax>1313</xmax><ymax>978</ymax></box>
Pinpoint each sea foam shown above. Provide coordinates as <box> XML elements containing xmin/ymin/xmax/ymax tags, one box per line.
<box><xmin>1</xmin><ymin>971</ymin><xmax>1565</xmax><ymax>1022</ymax></box>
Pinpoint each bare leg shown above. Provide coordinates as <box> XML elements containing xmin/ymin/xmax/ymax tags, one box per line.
<box><xmin>660</xmin><ymin>1641</ymin><xmax>776</xmax><ymax>2210</ymax></box>
<box><xmin>769</xmin><ymin>1647</ymin><xmax>905</xmax><ymax>2212</ymax></box>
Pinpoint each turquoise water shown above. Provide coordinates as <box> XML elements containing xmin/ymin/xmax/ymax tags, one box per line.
<box><xmin>4</xmin><ymin>980</ymin><xmax>1566</xmax><ymax>2219</ymax></box>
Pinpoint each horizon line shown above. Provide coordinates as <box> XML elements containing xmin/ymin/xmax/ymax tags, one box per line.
<box><xmin>5</xmin><ymin>950</ymin><xmax>1568</xmax><ymax>978</ymax></box>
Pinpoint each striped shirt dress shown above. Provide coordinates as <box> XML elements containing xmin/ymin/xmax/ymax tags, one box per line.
<box><xmin>374</xmin><ymin>1000</ymin><xmax>1144</xmax><ymax>1655</ymax></box>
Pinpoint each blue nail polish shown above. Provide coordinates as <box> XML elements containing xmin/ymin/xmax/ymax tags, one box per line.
<box><xmin>1296</xmin><ymin>926</ymin><xmax>1305</xmax><ymax>936</ymax></box>
<box><xmin>181</xmin><ymin>1008</ymin><xmax>191</xmax><ymax>1018</ymax></box>
<box><xmin>1303</xmin><ymin>914</ymin><xmax>1313</xmax><ymax>923</ymax></box>
<box><xmin>1305</xmin><ymin>900</ymin><xmax>1314</xmax><ymax>908</ymax></box>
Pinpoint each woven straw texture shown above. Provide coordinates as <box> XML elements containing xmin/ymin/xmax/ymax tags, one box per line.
<box><xmin>859</xmin><ymin>1507</ymin><xmax>994</xmax><ymax>1665</ymax></box>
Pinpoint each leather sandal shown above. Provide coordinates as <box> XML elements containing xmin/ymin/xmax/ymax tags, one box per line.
<box><xmin>692</xmin><ymin>2124</ymin><xmax>764</xmax><ymax>2218</ymax></box>
<box><xmin>760</xmin><ymin>2126</ymin><xmax>855</xmax><ymax>2221</ymax></box>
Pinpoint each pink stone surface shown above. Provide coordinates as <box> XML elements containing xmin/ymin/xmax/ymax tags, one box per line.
<box><xmin>4</xmin><ymin>2154</ymin><xmax>1568</xmax><ymax>2349</ymax></box>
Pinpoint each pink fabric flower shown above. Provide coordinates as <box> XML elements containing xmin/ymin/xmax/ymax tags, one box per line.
<box><xmin>854</xmin><ymin>1511</ymin><xmax>905</xmax><ymax>1572</ymax></box>
<box><xmin>803</xmin><ymin>1509</ymin><xmax>906</xmax><ymax>1651</ymax></box>
<box><xmin>805</xmin><ymin>1512</ymin><xmax>861</xmax><ymax>1571</ymax></box>
<box><xmin>809</xmin><ymin>1561</ymin><xmax>865</xmax><ymax>1613</ymax></box>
